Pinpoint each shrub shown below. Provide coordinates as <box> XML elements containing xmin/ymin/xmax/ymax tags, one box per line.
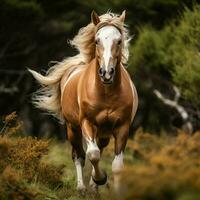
<box><xmin>0</xmin><ymin>112</ymin><xmax>65</xmax><ymax>199</ymax></box>
<box><xmin>115</xmin><ymin>131</ymin><xmax>200</xmax><ymax>200</ymax></box>
<box><xmin>129</xmin><ymin>4</ymin><xmax>200</xmax><ymax>131</ymax></box>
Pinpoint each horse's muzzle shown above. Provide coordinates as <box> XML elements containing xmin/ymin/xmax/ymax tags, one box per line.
<box><xmin>98</xmin><ymin>67</ymin><xmax>115</xmax><ymax>84</ymax></box>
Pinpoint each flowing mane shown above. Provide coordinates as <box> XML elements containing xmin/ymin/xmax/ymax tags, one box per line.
<box><xmin>29</xmin><ymin>12</ymin><xmax>131</xmax><ymax>122</ymax></box>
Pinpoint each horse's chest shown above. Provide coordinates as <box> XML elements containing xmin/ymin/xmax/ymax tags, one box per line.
<box><xmin>95</xmin><ymin>109</ymin><xmax>118</xmax><ymax>125</ymax></box>
<box><xmin>84</xmin><ymin>104</ymin><xmax>123</xmax><ymax>131</ymax></box>
<box><xmin>91</xmin><ymin>109</ymin><xmax>119</xmax><ymax>138</ymax></box>
<box><xmin>82</xmin><ymin>96</ymin><xmax>131</xmax><ymax>124</ymax></box>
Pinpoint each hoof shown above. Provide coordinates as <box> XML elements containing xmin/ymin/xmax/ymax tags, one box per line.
<box><xmin>89</xmin><ymin>177</ymin><xmax>98</xmax><ymax>191</ymax></box>
<box><xmin>92</xmin><ymin>170</ymin><xmax>107</xmax><ymax>186</ymax></box>
<box><xmin>105</xmin><ymin>181</ymin><xmax>110</xmax><ymax>189</ymax></box>
<box><xmin>77</xmin><ymin>185</ymin><xmax>86</xmax><ymax>196</ymax></box>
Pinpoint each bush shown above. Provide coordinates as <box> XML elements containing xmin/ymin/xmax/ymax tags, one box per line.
<box><xmin>130</xmin><ymin>4</ymin><xmax>200</xmax><ymax>131</ymax></box>
<box><xmin>111</xmin><ymin>131</ymin><xmax>200</xmax><ymax>200</ymax></box>
<box><xmin>0</xmin><ymin>112</ymin><xmax>65</xmax><ymax>199</ymax></box>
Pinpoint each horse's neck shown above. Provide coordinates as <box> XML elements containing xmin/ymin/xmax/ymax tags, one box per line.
<box><xmin>92</xmin><ymin>58</ymin><xmax>122</xmax><ymax>95</ymax></box>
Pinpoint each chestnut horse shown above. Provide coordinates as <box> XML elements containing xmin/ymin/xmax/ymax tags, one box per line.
<box><xmin>29</xmin><ymin>11</ymin><xmax>138</xmax><ymax>192</ymax></box>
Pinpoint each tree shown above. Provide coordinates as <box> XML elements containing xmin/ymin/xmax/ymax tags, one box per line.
<box><xmin>129</xmin><ymin>4</ymin><xmax>200</xmax><ymax>132</ymax></box>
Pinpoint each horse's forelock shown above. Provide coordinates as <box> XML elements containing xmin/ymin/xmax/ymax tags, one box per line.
<box><xmin>72</xmin><ymin>12</ymin><xmax>130</xmax><ymax>64</ymax></box>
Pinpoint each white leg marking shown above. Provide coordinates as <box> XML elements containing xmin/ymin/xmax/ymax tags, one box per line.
<box><xmin>84</xmin><ymin>138</ymin><xmax>106</xmax><ymax>183</ymax></box>
<box><xmin>112</xmin><ymin>152</ymin><xmax>124</xmax><ymax>173</ymax></box>
<box><xmin>86</xmin><ymin>138</ymin><xmax>100</xmax><ymax>162</ymax></box>
<box><xmin>112</xmin><ymin>152</ymin><xmax>124</xmax><ymax>192</ymax></box>
<box><xmin>86</xmin><ymin>139</ymin><xmax>99</xmax><ymax>154</ymax></box>
<box><xmin>74</xmin><ymin>157</ymin><xmax>85</xmax><ymax>191</ymax></box>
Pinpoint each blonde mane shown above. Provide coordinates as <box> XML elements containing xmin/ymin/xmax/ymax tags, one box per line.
<box><xmin>29</xmin><ymin>12</ymin><xmax>131</xmax><ymax>122</ymax></box>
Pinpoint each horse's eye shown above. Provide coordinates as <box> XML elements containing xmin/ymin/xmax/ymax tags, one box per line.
<box><xmin>117</xmin><ymin>40</ymin><xmax>121</xmax><ymax>45</ymax></box>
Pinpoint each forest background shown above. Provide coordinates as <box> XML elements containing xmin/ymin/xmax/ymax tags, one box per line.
<box><xmin>0</xmin><ymin>0</ymin><xmax>200</xmax><ymax>137</ymax></box>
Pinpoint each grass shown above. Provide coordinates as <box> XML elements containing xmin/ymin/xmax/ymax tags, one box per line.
<box><xmin>0</xmin><ymin>112</ymin><xmax>200</xmax><ymax>200</ymax></box>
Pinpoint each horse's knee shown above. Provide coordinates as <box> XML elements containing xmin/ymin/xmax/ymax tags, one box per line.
<box><xmin>86</xmin><ymin>140</ymin><xmax>100</xmax><ymax>163</ymax></box>
<box><xmin>87</xmin><ymin>148</ymin><xmax>100</xmax><ymax>163</ymax></box>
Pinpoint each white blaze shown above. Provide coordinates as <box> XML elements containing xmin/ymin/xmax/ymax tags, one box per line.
<box><xmin>96</xmin><ymin>26</ymin><xmax>121</xmax><ymax>71</ymax></box>
<box><xmin>103</xmin><ymin>38</ymin><xmax>113</xmax><ymax>71</ymax></box>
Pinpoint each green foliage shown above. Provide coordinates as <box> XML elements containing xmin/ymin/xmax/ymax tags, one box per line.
<box><xmin>170</xmin><ymin>6</ymin><xmax>200</xmax><ymax>103</ymax></box>
<box><xmin>78</xmin><ymin>0</ymin><xmax>195</xmax><ymax>28</ymax></box>
<box><xmin>0</xmin><ymin>0</ymin><xmax>43</xmax><ymax>30</ymax></box>
<box><xmin>0</xmin><ymin>0</ymin><xmax>199</xmax><ymax>134</ymax></box>
<box><xmin>131</xmin><ymin>5</ymin><xmax>200</xmax><ymax>103</ymax></box>
<box><xmin>131</xmin><ymin>27</ymin><xmax>166</xmax><ymax>71</ymax></box>
<box><xmin>129</xmin><ymin>4</ymin><xmax>200</xmax><ymax>131</ymax></box>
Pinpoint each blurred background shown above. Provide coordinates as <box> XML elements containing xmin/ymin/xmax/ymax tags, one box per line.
<box><xmin>0</xmin><ymin>0</ymin><xmax>200</xmax><ymax>138</ymax></box>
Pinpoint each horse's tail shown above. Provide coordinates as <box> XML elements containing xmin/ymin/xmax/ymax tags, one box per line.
<box><xmin>28</xmin><ymin>55</ymin><xmax>85</xmax><ymax>123</ymax></box>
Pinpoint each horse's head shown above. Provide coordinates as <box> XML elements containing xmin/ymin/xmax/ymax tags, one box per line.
<box><xmin>91</xmin><ymin>11</ymin><xmax>126</xmax><ymax>84</ymax></box>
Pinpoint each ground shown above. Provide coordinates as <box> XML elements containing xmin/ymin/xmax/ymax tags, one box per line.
<box><xmin>0</xmin><ymin>113</ymin><xmax>200</xmax><ymax>200</ymax></box>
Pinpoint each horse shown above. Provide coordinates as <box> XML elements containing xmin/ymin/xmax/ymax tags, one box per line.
<box><xmin>29</xmin><ymin>11</ymin><xmax>138</xmax><ymax>193</ymax></box>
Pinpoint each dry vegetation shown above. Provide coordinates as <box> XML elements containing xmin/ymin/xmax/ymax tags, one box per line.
<box><xmin>0</xmin><ymin>113</ymin><xmax>200</xmax><ymax>200</ymax></box>
<box><xmin>0</xmin><ymin>112</ymin><xmax>65</xmax><ymax>200</ymax></box>
<box><xmin>116</xmin><ymin>129</ymin><xmax>200</xmax><ymax>200</ymax></box>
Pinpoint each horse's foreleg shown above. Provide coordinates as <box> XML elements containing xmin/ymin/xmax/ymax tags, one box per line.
<box><xmin>112</xmin><ymin>123</ymin><xmax>129</xmax><ymax>191</ymax></box>
<box><xmin>89</xmin><ymin>138</ymin><xmax>110</xmax><ymax>190</ymax></box>
<box><xmin>81</xmin><ymin>119</ymin><xmax>107</xmax><ymax>186</ymax></box>
<box><xmin>74</xmin><ymin>153</ymin><xmax>85</xmax><ymax>193</ymax></box>
<box><xmin>67</xmin><ymin>124</ymin><xmax>86</xmax><ymax>193</ymax></box>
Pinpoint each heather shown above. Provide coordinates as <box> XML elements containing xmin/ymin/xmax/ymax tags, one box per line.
<box><xmin>1</xmin><ymin>113</ymin><xmax>200</xmax><ymax>200</ymax></box>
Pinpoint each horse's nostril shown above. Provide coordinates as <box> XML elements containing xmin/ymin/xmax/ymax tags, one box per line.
<box><xmin>109</xmin><ymin>68</ymin><xmax>114</xmax><ymax>75</ymax></box>
<box><xmin>98</xmin><ymin>67</ymin><xmax>105</xmax><ymax>77</ymax></box>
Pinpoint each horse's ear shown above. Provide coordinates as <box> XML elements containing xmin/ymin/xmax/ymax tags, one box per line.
<box><xmin>91</xmin><ymin>10</ymin><xmax>100</xmax><ymax>25</ymax></box>
<box><xmin>119</xmin><ymin>10</ymin><xmax>126</xmax><ymax>23</ymax></box>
